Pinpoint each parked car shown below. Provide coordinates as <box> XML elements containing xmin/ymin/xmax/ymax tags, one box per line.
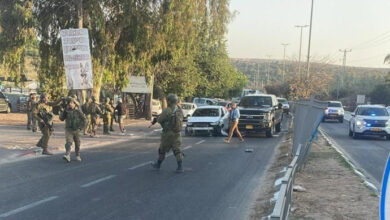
<box><xmin>193</xmin><ymin>98</ymin><xmax>218</xmax><ymax>106</ymax></box>
<box><xmin>181</xmin><ymin>102</ymin><xmax>197</xmax><ymax>121</ymax></box>
<box><xmin>0</xmin><ymin>91</ymin><xmax>11</xmax><ymax>113</ymax></box>
<box><xmin>151</xmin><ymin>99</ymin><xmax>162</xmax><ymax>116</ymax></box>
<box><xmin>349</xmin><ymin>105</ymin><xmax>390</xmax><ymax>140</ymax></box>
<box><xmin>277</xmin><ymin>97</ymin><xmax>290</xmax><ymax>113</ymax></box>
<box><xmin>238</xmin><ymin>94</ymin><xmax>283</xmax><ymax>137</ymax></box>
<box><xmin>323</xmin><ymin>101</ymin><xmax>344</xmax><ymax>123</ymax></box>
<box><xmin>387</xmin><ymin>106</ymin><xmax>390</xmax><ymax>115</ymax></box>
<box><xmin>185</xmin><ymin>106</ymin><xmax>229</xmax><ymax>136</ymax></box>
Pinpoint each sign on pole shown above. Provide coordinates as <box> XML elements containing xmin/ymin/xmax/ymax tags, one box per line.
<box><xmin>60</xmin><ymin>28</ymin><xmax>93</xmax><ymax>90</ymax></box>
<box><xmin>381</xmin><ymin>154</ymin><xmax>390</xmax><ymax>220</ymax></box>
<box><xmin>356</xmin><ymin>95</ymin><xmax>365</xmax><ymax>104</ymax></box>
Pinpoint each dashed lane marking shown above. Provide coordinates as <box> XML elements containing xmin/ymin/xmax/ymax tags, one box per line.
<box><xmin>81</xmin><ymin>175</ymin><xmax>116</xmax><ymax>188</ymax></box>
<box><xmin>195</xmin><ymin>140</ymin><xmax>206</xmax><ymax>145</ymax></box>
<box><xmin>0</xmin><ymin>196</ymin><xmax>59</xmax><ymax>218</ymax></box>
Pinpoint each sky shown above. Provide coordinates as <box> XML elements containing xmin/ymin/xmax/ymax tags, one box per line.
<box><xmin>227</xmin><ymin>0</ymin><xmax>390</xmax><ymax>68</ymax></box>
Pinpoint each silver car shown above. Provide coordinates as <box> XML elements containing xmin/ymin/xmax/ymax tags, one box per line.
<box><xmin>323</xmin><ymin>101</ymin><xmax>344</xmax><ymax>123</ymax></box>
<box><xmin>349</xmin><ymin>105</ymin><xmax>390</xmax><ymax>140</ymax></box>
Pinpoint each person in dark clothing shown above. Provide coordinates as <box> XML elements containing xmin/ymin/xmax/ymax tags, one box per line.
<box><xmin>115</xmin><ymin>98</ymin><xmax>127</xmax><ymax>133</ymax></box>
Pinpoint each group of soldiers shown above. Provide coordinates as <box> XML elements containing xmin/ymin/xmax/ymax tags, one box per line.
<box><xmin>25</xmin><ymin>92</ymin><xmax>185</xmax><ymax>171</ymax></box>
<box><xmin>25</xmin><ymin>93</ymin><xmax>123</xmax><ymax>162</ymax></box>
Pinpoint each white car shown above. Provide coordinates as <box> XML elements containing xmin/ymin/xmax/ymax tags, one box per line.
<box><xmin>387</xmin><ymin>106</ymin><xmax>390</xmax><ymax>115</ymax></box>
<box><xmin>277</xmin><ymin>98</ymin><xmax>290</xmax><ymax>113</ymax></box>
<box><xmin>323</xmin><ymin>101</ymin><xmax>344</xmax><ymax>123</ymax></box>
<box><xmin>185</xmin><ymin>106</ymin><xmax>229</xmax><ymax>136</ymax></box>
<box><xmin>181</xmin><ymin>102</ymin><xmax>197</xmax><ymax>121</ymax></box>
<box><xmin>349</xmin><ymin>105</ymin><xmax>390</xmax><ymax>140</ymax></box>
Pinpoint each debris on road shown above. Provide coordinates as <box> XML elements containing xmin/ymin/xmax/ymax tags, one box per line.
<box><xmin>292</xmin><ymin>185</ymin><xmax>306</xmax><ymax>192</ymax></box>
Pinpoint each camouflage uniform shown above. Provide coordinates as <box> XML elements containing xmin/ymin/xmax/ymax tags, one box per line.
<box><xmin>88</xmin><ymin>97</ymin><xmax>101</xmax><ymax>137</ymax></box>
<box><xmin>34</xmin><ymin>94</ymin><xmax>60</xmax><ymax>155</ymax></box>
<box><xmin>27</xmin><ymin>94</ymin><xmax>37</xmax><ymax>131</ymax></box>
<box><xmin>101</xmin><ymin>98</ymin><xmax>114</xmax><ymax>135</ymax></box>
<box><xmin>60</xmin><ymin>98</ymin><xmax>86</xmax><ymax>162</ymax></box>
<box><xmin>82</xmin><ymin>98</ymin><xmax>92</xmax><ymax>135</ymax></box>
<box><xmin>109</xmin><ymin>99</ymin><xmax>115</xmax><ymax>132</ymax></box>
<box><xmin>152</xmin><ymin>94</ymin><xmax>184</xmax><ymax>172</ymax></box>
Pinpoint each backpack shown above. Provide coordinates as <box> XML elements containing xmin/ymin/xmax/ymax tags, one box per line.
<box><xmin>168</xmin><ymin>106</ymin><xmax>183</xmax><ymax>133</ymax></box>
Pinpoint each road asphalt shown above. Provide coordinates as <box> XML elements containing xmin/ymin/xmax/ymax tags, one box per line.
<box><xmin>320</xmin><ymin>119</ymin><xmax>390</xmax><ymax>189</ymax></box>
<box><xmin>0</xmin><ymin>124</ymin><xmax>286</xmax><ymax>219</ymax></box>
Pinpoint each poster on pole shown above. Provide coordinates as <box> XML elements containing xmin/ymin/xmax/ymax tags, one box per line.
<box><xmin>60</xmin><ymin>28</ymin><xmax>93</xmax><ymax>90</ymax></box>
<box><xmin>381</xmin><ymin>154</ymin><xmax>390</xmax><ymax>220</ymax></box>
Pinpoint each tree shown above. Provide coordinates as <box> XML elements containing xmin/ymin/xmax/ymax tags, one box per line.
<box><xmin>370</xmin><ymin>84</ymin><xmax>390</xmax><ymax>106</ymax></box>
<box><xmin>0</xmin><ymin>0</ymin><xmax>35</xmax><ymax>86</ymax></box>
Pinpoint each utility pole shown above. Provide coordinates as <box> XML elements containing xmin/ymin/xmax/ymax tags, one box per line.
<box><xmin>295</xmin><ymin>25</ymin><xmax>309</xmax><ymax>76</ymax></box>
<box><xmin>266</xmin><ymin>55</ymin><xmax>271</xmax><ymax>85</ymax></box>
<box><xmin>336</xmin><ymin>49</ymin><xmax>352</xmax><ymax>99</ymax></box>
<box><xmin>76</xmin><ymin>0</ymin><xmax>86</xmax><ymax>105</ymax></box>
<box><xmin>281</xmin><ymin>43</ymin><xmax>289</xmax><ymax>82</ymax></box>
<box><xmin>306</xmin><ymin>0</ymin><xmax>314</xmax><ymax>80</ymax></box>
<box><xmin>256</xmin><ymin>62</ymin><xmax>260</xmax><ymax>89</ymax></box>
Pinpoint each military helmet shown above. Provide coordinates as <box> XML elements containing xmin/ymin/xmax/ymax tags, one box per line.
<box><xmin>166</xmin><ymin>94</ymin><xmax>178</xmax><ymax>105</ymax></box>
<box><xmin>40</xmin><ymin>93</ymin><xmax>48</xmax><ymax>100</ymax></box>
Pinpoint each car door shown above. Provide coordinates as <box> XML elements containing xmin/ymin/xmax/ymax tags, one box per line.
<box><xmin>0</xmin><ymin>92</ymin><xmax>6</xmax><ymax>112</ymax></box>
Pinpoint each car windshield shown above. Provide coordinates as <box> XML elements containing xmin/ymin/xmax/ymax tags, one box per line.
<box><xmin>181</xmin><ymin>104</ymin><xmax>192</xmax><ymax>110</ymax></box>
<box><xmin>192</xmin><ymin>108</ymin><xmax>220</xmax><ymax>117</ymax></box>
<box><xmin>277</xmin><ymin>98</ymin><xmax>287</xmax><ymax>104</ymax></box>
<box><xmin>357</xmin><ymin>107</ymin><xmax>389</xmax><ymax>116</ymax></box>
<box><xmin>328</xmin><ymin>102</ymin><xmax>342</xmax><ymax>107</ymax></box>
<box><xmin>194</xmin><ymin>98</ymin><xmax>205</xmax><ymax>104</ymax></box>
<box><xmin>239</xmin><ymin>96</ymin><xmax>272</xmax><ymax>107</ymax></box>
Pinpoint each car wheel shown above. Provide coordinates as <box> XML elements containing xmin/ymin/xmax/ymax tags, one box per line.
<box><xmin>386</xmin><ymin>135</ymin><xmax>390</xmax><ymax>141</ymax></box>
<box><xmin>339</xmin><ymin>118</ymin><xmax>343</xmax><ymax>123</ymax></box>
<box><xmin>275</xmin><ymin>122</ymin><xmax>281</xmax><ymax>133</ymax></box>
<box><xmin>348</xmin><ymin>128</ymin><xmax>353</xmax><ymax>137</ymax></box>
<box><xmin>322</xmin><ymin>117</ymin><xmax>326</xmax><ymax>122</ymax></box>
<box><xmin>266</xmin><ymin>123</ymin><xmax>274</xmax><ymax>138</ymax></box>
<box><xmin>185</xmin><ymin>128</ymin><xmax>191</xmax><ymax>136</ymax></box>
<box><xmin>352</xmin><ymin>127</ymin><xmax>359</xmax><ymax>139</ymax></box>
<box><xmin>6</xmin><ymin>105</ymin><xmax>10</xmax><ymax>113</ymax></box>
<box><xmin>213</xmin><ymin>126</ymin><xmax>222</xmax><ymax>136</ymax></box>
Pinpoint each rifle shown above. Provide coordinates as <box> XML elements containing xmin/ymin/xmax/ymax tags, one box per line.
<box><xmin>38</xmin><ymin>108</ymin><xmax>54</xmax><ymax>132</ymax></box>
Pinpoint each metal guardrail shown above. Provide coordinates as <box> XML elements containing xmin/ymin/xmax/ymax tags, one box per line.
<box><xmin>269</xmin><ymin>97</ymin><xmax>327</xmax><ymax>220</ymax></box>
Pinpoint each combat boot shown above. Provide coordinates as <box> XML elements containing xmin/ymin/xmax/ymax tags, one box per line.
<box><xmin>76</xmin><ymin>155</ymin><xmax>82</xmax><ymax>162</ymax></box>
<box><xmin>176</xmin><ymin>161</ymin><xmax>184</xmax><ymax>173</ymax></box>
<box><xmin>151</xmin><ymin>160</ymin><xmax>162</xmax><ymax>170</ymax></box>
<box><xmin>42</xmin><ymin>149</ymin><xmax>54</xmax><ymax>155</ymax></box>
<box><xmin>62</xmin><ymin>154</ymin><xmax>70</xmax><ymax>163</ymax></box>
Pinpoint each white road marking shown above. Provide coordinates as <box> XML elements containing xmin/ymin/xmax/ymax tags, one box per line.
<box><xmin>81</xmin><ymin>175</ymin><xmax>116</xmax><ymax>188</ymax></box>
<box><xmin>195</xmin><ymin>140</ymin><xmax>206</xmax><ymax>145</ymax></box>
<box><xmin>128</xmin><ymin>161</ymin><xmax>153</xmax><ymax>170</ymax></box>
<box><xmin>0</xmin><ymin>196</ymin><xmax>59</xmax><ymax>218</ymax></box>
<box><xmin>128</xmin><ymin>145</ymin><xmax>193</xmax><ymax>170</ymax></box>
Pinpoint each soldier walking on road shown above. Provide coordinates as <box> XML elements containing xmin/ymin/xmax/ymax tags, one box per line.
<box><xmin>60</xmin><ymin>98</ymin><xmax>86</xmax><ymax>162</ymax></box>
<box><xmin>34</xmin><ymin>93</ymin><xmax>60</xmax><ymax>155</ymax></box>
<box><xmin>27</xmin><ymin>93</ymin><xmax>38</xmax><ymax>132</ymax></box>
<box><xmin>88</xmin><ymin>96</ymin><xmax>101</xmax><ymax>137</ymax></box>
<box><xmin>101</xmin><ymin>97</ymin><xmax>114</xmax><ymax>135</ymax></box>
<box><xmin>150</xmin><ymin>94</ymin><xmax>185</xmax><ymax>173</ymax></box>
<box><xmin>115</xmin><ymin>98</ymin><xmax>127</xmax><ymax>133</ymax></box>
<box><xmin>82</xmin><ymin>97</ymin><xmax>92</xmax><ymax>135</ymax></box>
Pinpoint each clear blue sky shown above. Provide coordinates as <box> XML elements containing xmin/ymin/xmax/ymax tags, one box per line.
<box><xmin>227</xmin><ymin>0</ymin><xmax>390</xmax><ymax>68</ymax></box>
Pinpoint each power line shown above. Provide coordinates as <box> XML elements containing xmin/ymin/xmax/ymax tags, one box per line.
<box><xmin>350</xmin><ymin>30</ymin><xmax>390</xmax><ymax>50</ymax></box>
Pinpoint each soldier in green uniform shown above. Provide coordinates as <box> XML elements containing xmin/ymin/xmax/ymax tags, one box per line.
<box><xmin>151</xmin><ymin>94</ymin><xmax>184</xmax><ymax>173</ymax></box>
<box><xmin>82</xmin><ymin>97</ymin><xmax>92</xmax><ymax>135</ymax></box>
<box><xmin>109</xmin><ymin>98</ymin><xmax>115</xmax><ymax>132</ymax></box>
<box><xmin>101</xmin><ymin>97</ymin><xmax>114</xmax><ymax>135</ymax></box>
<box><xmin>60</xmin><ymin>98</ymin><xmax>86</xmax><ymax>162</ymax></box>
<box><xmin>88</xmin><ymin>96</ymin><xmax>101</xmax><ymax>137</ymax></box>
<box><xmin>27</xmin><ymin>93</ymin><xmax>38</xmax><ymax>132</ymax></box>
<box><xmin>34</xmin><ymin>93</ymin><xmax>60</xmax><ymax>155</ymax></box>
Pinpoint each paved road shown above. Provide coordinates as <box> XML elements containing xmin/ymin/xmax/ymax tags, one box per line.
<box><xmin>0</xmin><ymin>127</ymin><xmax>285</xmax><ymax>219</ymax></box>
<box><xmin>320</xmin><ymin>120</ymin><xmax>390</xmax><ymax>189</ymax></box>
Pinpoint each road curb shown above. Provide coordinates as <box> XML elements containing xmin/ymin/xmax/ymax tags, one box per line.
<box><xmin>319</xmin><ymin>128</ymin><xmax>379</xmax><ymax>195</ymax></box>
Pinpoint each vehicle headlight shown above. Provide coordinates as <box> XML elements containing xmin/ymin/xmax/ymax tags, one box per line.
<box><xmin>356</xmin><ymin>119</ymin><xmax>366</xmax><ymax>127</ymax></box>
<box><xmin>210</xmin><ymin>121</ymin><xmax>219</xmax><ymax>126</ymax></box>
<box><xmin>263</xmin><ymin>112</ymin><xmax>272</xmax><ymax>122</ymax></box>
<box><xmin>338</xmin><ymin>109</ymin><xmax>344</xmax><ymax>114</ymax></box>
<box><xmin>386</xmin><ymin>120</ymin><xmax>390</xmax><ymax>127</ymax></box>
<box><xmin>324</xmin><ymin>109</ymin><xmax>329</xmax><ymax>114</ymax></box>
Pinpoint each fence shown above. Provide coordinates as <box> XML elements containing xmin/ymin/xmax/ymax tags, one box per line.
<box><xmin>270</xmin><ymin>97</ymin><xmax>328</xmax><ymax>219</ymax></box>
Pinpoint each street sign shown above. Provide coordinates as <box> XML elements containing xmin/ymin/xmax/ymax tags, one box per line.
<box><xmin>60</xmin><ymin>28</ymin><xmax>93</xmax><ymax>90</ymax></box>
<box><xmin>122</xmin><ymin>76</ymin><xmax>151</xmax><ymax>94</ymax></box>
<box><xmin>381</xmin><ymin>154</ymin><xmax>390</xmax><ymax>220</ymax></box>
<box><xmin>356</xmin><ymin>95</ymin><xmax>365</xmax><ymax>104</ymax></box>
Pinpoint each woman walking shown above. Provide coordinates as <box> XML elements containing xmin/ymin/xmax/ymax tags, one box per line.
<box><xmin>224</xmin><ymin>102</ymin><xmax>244</xmax><ymax>143</ymax></box>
